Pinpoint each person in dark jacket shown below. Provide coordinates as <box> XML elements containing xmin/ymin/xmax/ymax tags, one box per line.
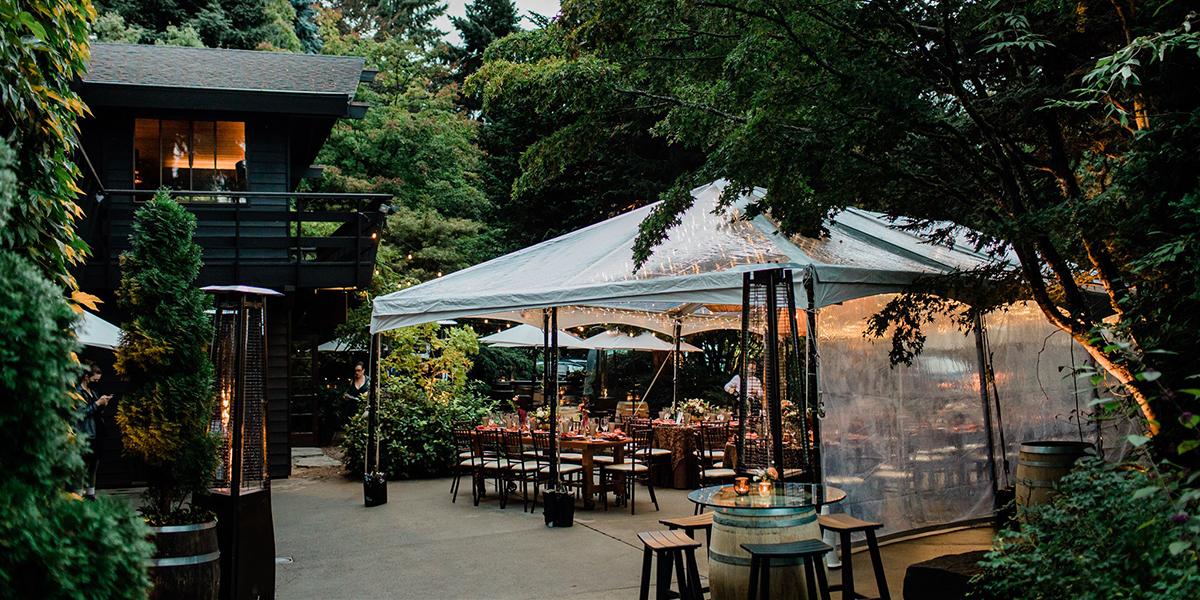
<box><xmin>342</xmin><ymin>362</ymin><xmax>370</xmax><ymax>423</ymax></box>
<box><xmin>76</xmin><ymin>360</ymin><xmax>111</xmax><ymax>499</ymax></box>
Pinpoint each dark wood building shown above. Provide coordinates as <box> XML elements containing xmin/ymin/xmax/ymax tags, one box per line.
<box><xmin>72</xmin><ymin>43</ymin><xmax>388</xmax><ymax>484</ymax></box>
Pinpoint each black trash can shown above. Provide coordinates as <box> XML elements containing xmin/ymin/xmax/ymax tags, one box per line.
<box><xmin>542</xmin><ymin>488</ymin><xmax>574</xmax><ymax>527</ymax></box>
<box><xmin>364</xmin><ymin>472</ymin><xmax>387</xmax><ymax>507</ymax></box>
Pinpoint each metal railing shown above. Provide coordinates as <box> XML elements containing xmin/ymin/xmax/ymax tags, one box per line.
<box><xmin>81</xmin><ymin>189</ymin><xmax>391</xmax><ymax>290</ymax></box>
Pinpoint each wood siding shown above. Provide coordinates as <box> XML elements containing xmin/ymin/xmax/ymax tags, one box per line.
<box><xmin>267</xmin><ymin>297</ymin><xmax>291</xmax><ymax>479</ymax></box>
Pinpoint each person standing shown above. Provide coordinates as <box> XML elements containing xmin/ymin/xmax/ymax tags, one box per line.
<box><xmin>724</xmin><ymin>362</ymin><xmax>764</xmax><ymax>400</ymax></box>
<box><xmin>342</xmin><ymin>361</ymin><xmax>370</xmax><ymax>422</ymax></box>
<box><xmin>76</xmin><ymin>360</ymin><xmax>111</xmax><ymax>499</ymax></box>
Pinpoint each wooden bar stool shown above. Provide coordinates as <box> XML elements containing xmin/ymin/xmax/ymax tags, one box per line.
<box><xmin>659</xmin><ymin>512</ymin><xmax>714</xmax><ymax>546</ymax></box>
<box><xmin>638</xmin><ymin>530</ymin><xmax>704</xmax><ymax>600</ymax></box>
<box><xmin>741</xmin><ymin>539</ymin><xmax>833</xmax><ymax>600</ymax></box>
<box><xmin>818</xmin><ymin>514</ymin><xmax>890</xmax><ymax>600</ymax></box>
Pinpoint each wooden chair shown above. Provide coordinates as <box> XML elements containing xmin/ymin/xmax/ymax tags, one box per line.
<box><xmin>691</xmin><ymin>429</ymin><xmax>736</xmax><ymax>514</ymax></box>
<box><xmin>637</xmin><ymin>530</ymin><xmax>704</xmax><ymax>600</ymax></box>
<box><xmin>742</xmin><ymin>539</ymin><xmax>834</xmax><ymax>600</ymax></box>
<box><xmin>477</xmin><ymin>429</ymin><xmax>508</xmax><ymax>507</ymax></box>
<box><xmin>604</xmin><ymin>428</ymin><xmax>659</xmax><ymax>515</ymax></box>
<box><xmin>531</xmin><ymin>430</ymin><xmax>584</xmax><ymax>503</ymax></box>
<box><xmin>451</xmin><ymin>427</ymin><xmax>483</xmax><ymax>505</ymax></box>
<box><xmin>502</xmin><ymin>430</ymin><xmax>541</xmax><ymax>512</ymax></box>
<box><xmin>818</xmin><ymin>513</ymin><xmax>890</xmax><ymax>600</ymax></box>
<box><xmin>699</xmin><ymin>421</ymin><xmax>729</xmax><ymax>467</ymax></box>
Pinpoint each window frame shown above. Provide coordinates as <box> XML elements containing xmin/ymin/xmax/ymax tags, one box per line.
<box><xmin>133</xmin><ymin>117</ymin><xmax>248</xmax><ymax>201</ymax></box>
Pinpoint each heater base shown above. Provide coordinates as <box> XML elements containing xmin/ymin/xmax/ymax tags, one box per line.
<box><xmin>195</xmin><ymin>488</ymin><xmax>275</xmax><ymax>600</ymax></box>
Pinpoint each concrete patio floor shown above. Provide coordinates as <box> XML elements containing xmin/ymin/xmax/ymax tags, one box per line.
<box><xmin>272</xmin><ymin>466</ymin><xmax>995</xmax><ymax>600</ymax></box>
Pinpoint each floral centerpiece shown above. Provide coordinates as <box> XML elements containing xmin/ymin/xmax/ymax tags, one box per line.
<box><xmin>781</xmin><ymin>399</ymin><xmax>805</xmax><ymax>429</ymax></box>
<box><xmin>753</xmin><ymin>467</ymin><xmax>780</xmax><ymax>483</ymax></box>
<box><xmin>679</xmin><ymin>397</ymin><xmax>712</xmax><ymax>420</ymax></box>
<box><xmin>531</xmin><ymin>405</ymin><xmax>551</xmax><ymax>429</ymax></box>
<box><xmin>753</xmin><ymin>467</ymin><xmax>779</xmax><ymax>495</ymax></box>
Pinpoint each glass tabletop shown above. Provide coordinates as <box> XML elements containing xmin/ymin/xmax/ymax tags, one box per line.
<box><xmin>687</xmin><ymin>483</ymin><xmax>846</xmax><ymax>509</ymax></box>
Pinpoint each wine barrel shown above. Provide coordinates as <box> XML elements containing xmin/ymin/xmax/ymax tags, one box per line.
<box><xmin>1015</xmin><ymin>441</ymin><xmax>1095</xmax><ymax>512</ymax></box>
<box><xmin>708</xmin><ymin>506</ymin><xmax>822</xmax><ymax>600</ymax></box>
<box><xmin>147</xmin><ymin>521</ymin><xmax>220</xmax><ymax>600</ymax></box>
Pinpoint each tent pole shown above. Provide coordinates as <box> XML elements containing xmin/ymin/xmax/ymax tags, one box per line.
<box><xmin>802</xmin><ymin>270</ymin><xmax>822</xmax><ymax>484</ymax></box>
<box><xmin>544</xmin><ymin>310</ymin><xmax>558</xmax><ymax>483</ymax></box>
<box><xmin>973</xmin><ymin>313</ymin><xmax>1000</xmax><ymax>513</ymax></box>
<box><xmin>737</xmin><ymin>273</ymin><xmax>750</xmax><ymax>476</ymax></box>
<box><xmin>672</xmin><ymin>319</ymin><xmax>682</xmax><ymax>412</ymax></box>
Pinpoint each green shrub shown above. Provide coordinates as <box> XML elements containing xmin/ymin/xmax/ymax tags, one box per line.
<box><xmin>977</xmin><ymin>458</ymin><xmax>1200</xmax><ymax>599</ymax></box>
<box><xmin>114</xmin><ymin>191</ymin><xmax>219</xmax><ymax>524</ymax></box>
<box><xmin>0</xmin><ymin>488</ymin><xmax>153</xmax><ymax>598</ymax></box>
<box><xmin>343</xmin><ymin>383</ymin><xmax>495</xmax><ymax>479</ymax></box>
<box><xmin>342</xmin><ymin>322</ymin><xmax>494</xmax><ymax>478</ymax></box>
<box><xmin>0</xmin><ymin>241</ymin><xmax>152</xmax><ymax>598</ymax></box>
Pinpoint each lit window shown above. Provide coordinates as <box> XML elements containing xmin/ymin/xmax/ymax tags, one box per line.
<box><xmin>135</xmin><ymin>119</ymin><xmax>246</xmax><ymax>197</ymax></box>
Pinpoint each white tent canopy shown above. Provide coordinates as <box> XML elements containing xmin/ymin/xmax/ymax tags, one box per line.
<box><xmin>73</xmin><ymin>310</ymin><xmax>122</xmax><ymax>349</ymax></box>
<box><xmin>371</xmin><ymin>180</ymin><xmax>1001</xmax><ymax>333</ymax></box>
<box><xmin>479</xmin><ymin>324</ymin><xmax>591</xmax><ymax>349</ymax></box>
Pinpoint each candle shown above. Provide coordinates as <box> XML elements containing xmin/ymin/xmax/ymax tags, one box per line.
<box><xmin>734</xmin><ymin>477</ymin><xmax>751</xmax><ymax>496</ymax></box>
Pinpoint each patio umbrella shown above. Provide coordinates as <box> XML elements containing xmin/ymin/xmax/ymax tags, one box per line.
<box><xmin>579</xmin><ymin>331</ymin><xmax>703</xmax><ymax>410</ymax></box>
<box><xmin>318</xmin><ymin>337</ymin><xmax>366</xmax><ymax>352</ymax></box>
<box><xmin>73</xmin><ymin>310</ymin><xmax>122</xmax><ymax>349</ymax></box>
<box><xmin>480</xmin><ymin>323</ymin><xmax>591</xmax><ymax>349</ymax></box>
<box><xmin>578</xmin><ymin>331</ymin><xmax>699</xmax><ymax>352</ymax></box>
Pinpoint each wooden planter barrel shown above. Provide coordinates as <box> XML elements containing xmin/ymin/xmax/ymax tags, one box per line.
<box><xmin>1015</xmin><ymin>441</ymin><xmax>1095</xmax><ymax>514</ymax></box>
<box><xmin>147</xmin><ymin>521</ymin><xmax>220</xmax><ymax>600</ymax></box>
<box><xmin>708</xmin><ymin>505</ymin><xmax>822</xmax><ymax>600</ymax></box>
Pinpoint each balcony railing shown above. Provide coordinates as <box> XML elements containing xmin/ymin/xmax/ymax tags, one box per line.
<box><xmin>77</xmin><ymin>189</ymin><xmax>391</xmax><ymax>291</ymax></box>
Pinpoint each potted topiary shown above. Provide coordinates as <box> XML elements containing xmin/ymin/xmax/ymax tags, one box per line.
<box><xmin>114</xmin><ymin>191</ymin><xmax>220</xmax><ymax>599</ymax></box>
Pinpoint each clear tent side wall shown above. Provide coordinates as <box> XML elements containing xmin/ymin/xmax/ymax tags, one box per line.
<box><xmin>817</xmin><ymin>296</ymin><xmax>1100</xmax><ymax>537</ymax></box>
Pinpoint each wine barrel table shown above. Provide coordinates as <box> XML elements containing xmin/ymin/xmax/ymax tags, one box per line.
<box><xmin>689</xmin><ymin>483</ymin><xmax>845</xmax><ymax>600</ymax></box>
<box><xmin>1015</xmin><ymin>441</ymin><xmax>1095</xmax><ymax>514</ymax></box>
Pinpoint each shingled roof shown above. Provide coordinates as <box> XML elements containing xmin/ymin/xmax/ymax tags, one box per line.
<box><xmin>83</xmin><ymin>43</ymin><xmax>366</xmax><ymax>95</ymax></box>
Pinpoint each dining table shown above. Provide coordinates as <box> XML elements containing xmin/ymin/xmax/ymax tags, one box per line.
<box><xmin>558</xmin><ymin>434</ymin><xmax>630</xmax><ymax>509</ymax></box>
<box><xmin>650</xmin><ymin>423</ymin><xmax>700</xmax><ymax>489</ymax></box>
<box><xmin>471</xmin><ymin>428</ymin><xmax>631</xmax><ymax>510</ymax></box>
<box><xmin>688</xmin><ymin>483</ymin><xmax>845</xmax><ymax>600</ymax></box>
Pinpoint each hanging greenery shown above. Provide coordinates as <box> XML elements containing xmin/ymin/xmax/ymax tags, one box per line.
<box><xmin>0</xmin><ymin>140</ymin><xmax>152</xmax><ymax>598</ymax></box>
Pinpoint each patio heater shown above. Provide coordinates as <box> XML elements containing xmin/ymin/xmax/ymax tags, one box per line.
<box><xmin>198</xmin><ymin>285</ymin><xmax>280</xmax><ymax>600</ymax></box>
<box><xmin>735</xmin><ymin>268</ymin><xmax>819</xmax><ymax>482</ymax></box>
<box><xmin>541</xmin><ymin>307</ymin><xmax>573</xmax><ymax>526</ymax></box>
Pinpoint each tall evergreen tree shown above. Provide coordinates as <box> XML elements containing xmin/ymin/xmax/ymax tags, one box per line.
<box><xmin>450</xmin><ymin>0</ymin><xmax>520</xmax><ymax>82</ymax></box>
<box><xmin>114</xmin><ymin>192</ymin><xmax>219</xmax><ymax>523</ymax></box>
<box><xmin>332</xmin><ymin>0</ymin><xmax>447</xmax><ymax>47</ymax></box>
<box><xmin>100</xmin><ymin>0</ymin><xmax>298</xmax><ymax>49</ymax></box>
<box><xmin>292</xmin><ymin>0</ymin><xmax>323</xmax><ymax>52</ymax></box>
